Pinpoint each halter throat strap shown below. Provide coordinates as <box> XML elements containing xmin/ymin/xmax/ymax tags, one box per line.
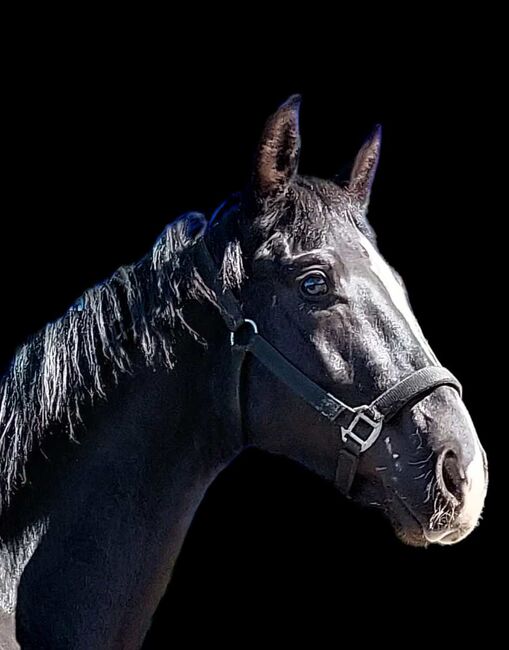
<box><xmin>194</xmin><ymin>237</ymin><xmax>462</xmax><ymax>496</ymax></box>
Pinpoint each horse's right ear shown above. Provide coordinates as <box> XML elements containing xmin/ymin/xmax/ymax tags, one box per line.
<box><xmin>349</xmin><ymin>125</ymin><xmax>382</xmax><ymax>209</ymax></box>
<box><xmin>252</xmin><ymin>95</ymin><xmax>301</xmax><ymax>199</ymax></box>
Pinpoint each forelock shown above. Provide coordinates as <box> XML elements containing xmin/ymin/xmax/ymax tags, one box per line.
<box><xmin>254</xmin><ymin>176</ymin><xmax>374</xmax><ymax>258</ymax></box>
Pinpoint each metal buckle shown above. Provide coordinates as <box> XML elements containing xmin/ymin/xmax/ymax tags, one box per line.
<box><xmin>340</xmin><ymin>406</ymin><xmax>384</xmax><ymax>453</ymax></box>
<box><xmin>230</xmin><ymin>319</ymin><xmax>259</xmax><ymax>347</ymax></box>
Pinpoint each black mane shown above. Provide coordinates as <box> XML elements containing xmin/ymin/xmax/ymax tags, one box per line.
<box><xmin>0</xmin><ymin>212</ymin><xmax>243</xmax><ymax>513</ymax></box>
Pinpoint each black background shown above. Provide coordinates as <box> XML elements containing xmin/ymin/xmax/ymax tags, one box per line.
<box><xmin>1</xmin><ymin>22</ymin><xmax>503</xmax><ymax>646</ymax></box>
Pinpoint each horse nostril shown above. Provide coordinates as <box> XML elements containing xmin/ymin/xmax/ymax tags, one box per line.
<box><xmin>437</xmin><ymin>449</ymin><xmax>466</xmax><ymax>504</ymax></box>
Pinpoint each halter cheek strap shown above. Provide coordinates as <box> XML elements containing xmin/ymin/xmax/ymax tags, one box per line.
<box><xmin>194</xmin><ymin>237</ymin><xmax>462</xmax><ymax>496</ymax></box>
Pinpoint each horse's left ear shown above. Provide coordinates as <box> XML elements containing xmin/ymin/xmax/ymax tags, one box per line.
<box><xmin>349</xmin><ymin>125</ymin><xmax>382</xmax><ymax>208</ymax></box>
<box><xmin>252</xmin><ymin>94</ymin><xmax>302</xmax><ymax>199</ymax></box>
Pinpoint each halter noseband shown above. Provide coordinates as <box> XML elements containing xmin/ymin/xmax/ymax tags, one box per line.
<box><xmin>194</xmin><ymin>236</ymin><xmax>462</xmax><ymax>496</ymax></box>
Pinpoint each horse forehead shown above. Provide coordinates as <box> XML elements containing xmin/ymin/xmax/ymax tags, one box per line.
<box><xmin>282</xmin><ymin>219</ymin><xmax>366</xmax><ymax>262</ymax></box>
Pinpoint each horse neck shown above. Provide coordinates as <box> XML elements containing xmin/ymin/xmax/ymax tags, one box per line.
<box><xmin>9</xmin><ymin>324</ymin><xmax>244</xmax><ymax>647</ymax></box>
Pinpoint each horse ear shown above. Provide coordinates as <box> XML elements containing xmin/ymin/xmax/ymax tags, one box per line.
<box><xmin>349</xmin><ymin>125</ymin><xmax>382</xmax><ymax>208</ymax></box>
<box><xmin>253</xmin><ymin>94</ymin><xmax>301</xmax><ymax>198</ymax></box>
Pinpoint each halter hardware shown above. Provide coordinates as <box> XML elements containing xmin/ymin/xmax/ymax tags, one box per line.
<box><xmin>230</xmin><ymin>319</ymin><xmax>258</xmax><ymax>347</ymax></box>
<box><xmin>339</xmin><ymin>405</ymin><xmax>384</xmax><ymax>453</ymax></box>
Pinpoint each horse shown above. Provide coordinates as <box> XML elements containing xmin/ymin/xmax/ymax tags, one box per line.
<box><xmin>0</xmin><ymin>95</ymin><xmax>488</xmax><ymax>648</ymax></box>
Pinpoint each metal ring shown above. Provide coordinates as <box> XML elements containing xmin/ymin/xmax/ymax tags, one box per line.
<box><xmin>230</xmin><ymin>319</ymin><xmax>259</xmax><ymax>347</ymax></box>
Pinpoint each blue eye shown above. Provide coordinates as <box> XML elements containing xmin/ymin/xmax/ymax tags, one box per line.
<box><xmin>300</xmin><ymin>272</ymin><xmax>329</xmax><ymax>297</ymax></box>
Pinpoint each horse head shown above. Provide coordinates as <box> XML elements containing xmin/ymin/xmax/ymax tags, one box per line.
<box><xmin>205</xmin><ymin>95</ymin><xmax>488</xmax><ymax>546</ymax></box>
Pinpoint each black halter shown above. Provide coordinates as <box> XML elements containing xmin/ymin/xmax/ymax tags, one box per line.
<box><xmin>194</xmin><ymin>236</ymin><xmax>462</xmax><ymax>496</ymax></box>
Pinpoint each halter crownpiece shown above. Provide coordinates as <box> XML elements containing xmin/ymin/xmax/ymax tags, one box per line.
<box><xmin>194</xmin><ymin>236</ymin><xmax>462</xmax><ymax>496</ymax></box>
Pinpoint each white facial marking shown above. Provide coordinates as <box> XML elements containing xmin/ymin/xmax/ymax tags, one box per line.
<box><xmin>358</xmin><ymin>232</ymin><xmax>439</xmax><ymax>364</ymax></box>
<box><xmin>424</xmin><ymin>400</ymin><xmax>488</xmax><ymax>545</ymax></box>
<box><xmin>451</xmin><ymin>401</ymin><xmax>488</xmax><ymax>540</ymax></box>
<box><xmin>355</xmin><ymin>233</ymin><xmax>488</xmax><ymax>545</ymax></box>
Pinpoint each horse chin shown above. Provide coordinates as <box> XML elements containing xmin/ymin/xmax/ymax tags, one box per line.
<box><xmin>355</xmin><ymin>486</ymin><xmax>429</xmax><ymax>547</ymax></box>
<box><xmin>386</xmin><ymin>498</ymin><xmax>429</xmax><ymax>548</ymax></box>
<box><xmin>394</xmin><ymin>527</ymin><xmax>428</xmax><ymax>548</ymax></box>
